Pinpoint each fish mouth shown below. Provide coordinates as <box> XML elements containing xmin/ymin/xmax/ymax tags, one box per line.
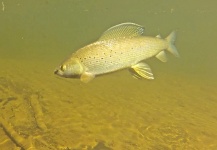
<box><xmin>54</xmin><ymin>69</ymin><xmax>59</xmax><ymax>74</ymax></box>
<box><xmin>54</xmin><ymin>69</ymin><xmax>80</xmax><ymax>78</ymax></box>
<box><xmin>54</xmin><ymin>69</ymin><xmax>64</xmax><ymax>76</ymax></box>
<box><xmin>54</xmin><ymin>69</ymin><xmax>66</xmax><ymax>77</ymax></box>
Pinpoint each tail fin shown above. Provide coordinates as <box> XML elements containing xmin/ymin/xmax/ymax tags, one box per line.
<box><xmin>166</xmin><ymin>31</ymin><xmax>179</xmax><ymax>57</ymax></box>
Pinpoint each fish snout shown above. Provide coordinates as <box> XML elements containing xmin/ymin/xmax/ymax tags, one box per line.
<box><xmin>54</xmin><ymin>69</ymin><xmax>60</xmax><ymax>75</ymax></box>
<box><xmin>54</xmin><ymin>69</ymin><xmax>58</xmax><ymax>74</ymax></box>
<box><xmin>54</xmin><ymin>69</ymin><xmax>65</xmax><ymax>77</ymax></box>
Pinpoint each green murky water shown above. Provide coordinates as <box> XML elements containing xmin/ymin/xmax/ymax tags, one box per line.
<box><xmin>0</xmin><ymin>0</ymin><xmax>217</xmax><ymax>149</ymax></box>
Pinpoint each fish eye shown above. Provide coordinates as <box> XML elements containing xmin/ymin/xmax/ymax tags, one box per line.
<box><xmin>60</xmin><ymin>65</ymin><xmax>66</xmax><ymax>71</ymax></box>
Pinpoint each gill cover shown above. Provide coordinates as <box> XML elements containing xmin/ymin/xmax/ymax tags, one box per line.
<box><xmin>57</xmin><ymin>58</ymin><xmax>84</xmax><ymax>78</ymax></box>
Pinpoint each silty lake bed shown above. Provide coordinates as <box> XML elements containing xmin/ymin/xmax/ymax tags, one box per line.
<box><xmin>0</xmin><ymin>0</ymin><xmax>217</xmax><ymax>149</ymax></box>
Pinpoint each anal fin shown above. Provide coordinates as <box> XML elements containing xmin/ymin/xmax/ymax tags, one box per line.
<box><xmin>156</xmin><ymin>51</ymin><xmax>167</xmax><ymax>62</ymax></box>
<box><xmin>129</xmin><ymin>62</ymin><xmax>154</xmax><ymax>80</ymax></box>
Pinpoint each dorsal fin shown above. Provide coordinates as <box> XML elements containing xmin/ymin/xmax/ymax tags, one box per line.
<box><xmin>98</xmin><ymin>22</ymin><xmax>145</xmax><ymax>41</ymax></box>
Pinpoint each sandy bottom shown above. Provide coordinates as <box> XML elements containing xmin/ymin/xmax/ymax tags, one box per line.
<box><xmin>0</xmin><ymin>58</ymin><xmax>217</xmax><ymax>150</ymax></box>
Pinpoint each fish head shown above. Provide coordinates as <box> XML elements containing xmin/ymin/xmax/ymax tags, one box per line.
<box><xmin>54</xmin><ymin>58</ymin><xmax>84</xmax><ymax>78</ymax></box>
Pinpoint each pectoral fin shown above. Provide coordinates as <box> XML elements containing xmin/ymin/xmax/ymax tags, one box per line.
<box><xmin>129</xmin><ymin>62</ymin><xmax>154</xmax><ymax>80</ymax></box>
<box><xmin>156</xmin><ymin>51</ymin><xmax>167</xmax><ymax>62</ymax></box>
<box><xmin>80</xmin><ymin>72</ymin><xmax>95</xmax><ymax>83</ymax></box>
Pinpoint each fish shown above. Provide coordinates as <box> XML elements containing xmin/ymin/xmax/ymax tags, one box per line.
<box><xmin>54</xmin><ymin>22</ymin><xmax>179</xmax><ymax>83</ymax></box>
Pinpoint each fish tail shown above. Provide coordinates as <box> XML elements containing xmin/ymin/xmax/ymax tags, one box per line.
<box><xmin>166</xmin><ymin>31</ymin><xmax>179</xmax><ymax>57</ymax></box>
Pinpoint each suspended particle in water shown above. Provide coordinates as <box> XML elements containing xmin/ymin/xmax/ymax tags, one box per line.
<box><xmin>2</xmin><ymin>1</ymin><xmax>5</xmax><ymax>12</ymax></box>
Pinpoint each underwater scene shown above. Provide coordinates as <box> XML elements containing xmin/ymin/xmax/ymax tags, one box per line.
<box><xmin>0</xmin><ymin>0</ymin><xmax>217</xmax><ymax>149</ymax></box>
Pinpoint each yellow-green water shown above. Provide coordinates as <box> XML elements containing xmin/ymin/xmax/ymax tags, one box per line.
<box><xmin>0</xmin><ymin>0</ymin><xmax>217</xmax><ymax>149</ymax></box>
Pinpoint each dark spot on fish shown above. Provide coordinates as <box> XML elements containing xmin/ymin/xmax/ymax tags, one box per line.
<box><xmin>101</xmin><ymin>58</ymin><xmax>104</xmax><ymax>59</ymax></box>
